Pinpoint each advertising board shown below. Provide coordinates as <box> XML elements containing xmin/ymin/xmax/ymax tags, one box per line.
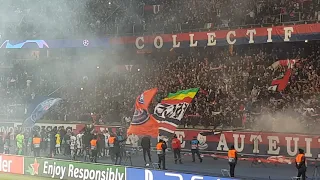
<box><xmin>0</xmin><ymin>122</ymin><xmax>15</xmax><ymax>136</ymax></box>
<box><xmin>0</xmin><ymin>154</ymin><xmax>24</xmax><ymax>174</ymax></box>
<box><xmin>126</xmin><ymin>167</ymin><xmax>235</xmax><ymax>180</ymax></box>
<box><xmin>24</xmin><ymin>157</ymin><xmax>126</xmax><ymax>180</ymax></box>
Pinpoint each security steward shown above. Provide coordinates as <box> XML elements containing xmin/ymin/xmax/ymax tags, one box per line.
<box><xmin>90</xmin><ymin>135</ymin><xmax>98</xmax><ymax>163</ymax></box>
<box><xmin>171</xmin><ymin>134</ymin><xmax>182</xmax><ymax>164</ymax></box>
<box><xmin>228</xmin><ymin>145</ymin><xmax>238</xmax><ymax>177</ymax></box>
<box><xmin>108</xmin><ymin>134</ymin><xmax>116</xmax><ymax>162</ymax></box>
<box><xmin>190</xmin><ymin>136</ymin><xmax>203</xmax><ymax>163</ymax></box>
<box><xmin>32</xmin><ymin>134</ymin><xmax>41</xmax><ymax>157</ymax></box>
<box><xmin>295</xmin><ymin>148</ymin><xmax>307</xmax><ymax>180</ymax></box>
<box><xmin>156</xmin><ymin>139</ymin><xmax>167</xmax><ymax>170</ymax></box>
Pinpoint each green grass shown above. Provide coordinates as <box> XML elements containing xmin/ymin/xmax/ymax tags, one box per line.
<box><xmin>0</xmin><ymin>173</ymin><xmax>53</xmax><ymax>180</ymax></box>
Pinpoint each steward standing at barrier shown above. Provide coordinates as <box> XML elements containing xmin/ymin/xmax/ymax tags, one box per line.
<box><xmin>228</xmin><ymin>145</ymin><xmax>238</xmax><ymax>177</ymax></box>
<box><xmin>33</xmin><ymin>134</ymin><xmax>41</xmax><ymax>157</ymax></box>
<box><xmin>156</xmin><ymin>139</ymin><xmax>167</xmax><ymax>170</ymax></box>
<box><xmin>90</xmin><ymin>135</ymin><xmax>98</xmax><ymax>163</ymax></box>
<box><xmin>190</xmin><ymin>136</ymin><xmax>203</xmax><ymax>163</ymax></box>
<box><xmin>295</xmin><ymin>148</ymin><xmax>307</xmax><ymax>180</ymax></box>
<box><xmin>171</xmin><ymin>134</ymin><xmax>182</xmax><ymax>164</ymax></box>
<box><xmin>108</xmin><ymin>134</ymin><xmax>116</xmax><ymax>162</ymax></box>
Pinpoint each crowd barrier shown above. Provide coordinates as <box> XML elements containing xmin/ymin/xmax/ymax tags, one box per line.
<box><xmin>0</xmin><ymin>154</ymin><xmax>235</xmax><ymax>180</ymax></box>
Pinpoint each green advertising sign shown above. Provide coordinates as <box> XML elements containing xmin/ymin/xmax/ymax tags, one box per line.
<box><xmin>24</xmin><ymin>157</ymin><xmax>126</xmax><ymax>180</ymax></box>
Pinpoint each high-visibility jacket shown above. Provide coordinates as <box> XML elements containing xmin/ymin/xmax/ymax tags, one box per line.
<box><xmin>296</xmin><ymin>154</ymin><xmax>304</xmax><ymax>165</ymax></box>
<box><xmin>228</xmin><ymin>149</ymin><xmax>236</xmax><ymax>163</ymax></box>
<box><xmin>90</xmin><ymin>139</ymin><xmax>98</xmax><ymax>150</ymax></box>
<box><xmin>171</xmin><ymin>138</ymin><xmax>181</xmax><ymax>149</ymax></box>
<box><xmin>156</xmin><ymin>142</ymin><xmax>163</xmax><ymax>155</ymax></box>
<box><xmin>108</xmin><ymin>137</ymin><xmax>115</xmax><ymax>147</ymax></box>
<box><xmin>33</xmin><ymin>137</ymin><xmax>41</xmax><ymax>148</ymax></box>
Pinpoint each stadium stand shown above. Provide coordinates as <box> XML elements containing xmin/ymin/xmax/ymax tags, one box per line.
<box><xmin>0</xmin><ymin>0</ymin><xmax>318</xmax><ymax>133</ymax></box>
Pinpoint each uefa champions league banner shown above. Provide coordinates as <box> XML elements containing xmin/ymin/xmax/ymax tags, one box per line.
<box><xmin>126</xmin><ymin>167</ymin><xmax>235</xmax><ymax>180</ymax></box>
<box><xmin>1</xmin><ymin>24</ymin><xmax>320</xmax><ymax>49</ymax></box>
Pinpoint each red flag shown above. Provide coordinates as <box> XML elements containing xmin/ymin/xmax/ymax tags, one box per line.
<box><xmin>127</xmin><ymin>88</ymin><xmax>159</xmax><ymax>137</ymax></box>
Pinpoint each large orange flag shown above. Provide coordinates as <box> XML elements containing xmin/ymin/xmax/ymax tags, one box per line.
<box><xmin>127</xmin><ymin>88</ymin><xmax>159</xmax><ymax>137</ymax></box>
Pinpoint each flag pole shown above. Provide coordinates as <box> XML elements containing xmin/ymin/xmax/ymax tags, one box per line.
<box><xmin>47</xmin><ymin>86</ymin><xmax>63</xmax><ymax>96</ymax></box>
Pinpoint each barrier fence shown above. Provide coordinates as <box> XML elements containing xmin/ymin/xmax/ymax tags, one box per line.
<box><xmin>0</xmin><ymin>154</ymin><xmax>234</xmax><ymax>180</ymax></box>
<box><xmin>2</xmin><ymin>122</ymin><xmax>320</xmax><ymax>159</ymax></box>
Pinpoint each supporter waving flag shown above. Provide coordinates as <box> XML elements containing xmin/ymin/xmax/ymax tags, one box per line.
<box><xmin>268</xmin><ymin>59</ymin><xmax>299</xmax><ymax>92</ymax></box>
<box><xmin>127</xmin><ymin>88</ymin><xmax>159</xmax><ymax>137</ymax></box>
<box><xmin>154</xmin><ymin>88</ymin><xmax>199</xmax><ymax>134</ymax></box>
<box><xmin>23</xmin><ymin>97</ymin><xmax>62</xmax><ymax>128</ymax></box>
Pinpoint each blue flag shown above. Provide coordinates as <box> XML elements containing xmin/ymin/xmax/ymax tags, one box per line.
<box><xmin>23</xmin><ymin>97</ymin><xmax>62</xmax><ymax>128</ymax></box>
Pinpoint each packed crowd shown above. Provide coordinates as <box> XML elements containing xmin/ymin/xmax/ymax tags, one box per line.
<box><xmin>1</xmin><ymin>0</ymin><xmax>319</xmax><ymax>38</ymax></box>
<box><xmin>0</xmin><ymin>40</ymin><xmax>319</xmax><ymax>133</ymax></box>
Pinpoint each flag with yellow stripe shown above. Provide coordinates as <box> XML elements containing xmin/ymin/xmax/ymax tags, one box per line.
<box><xmin>154</xmin><ymin>88</ymin><xmax>199</xmax><ymax>134</ymax></box>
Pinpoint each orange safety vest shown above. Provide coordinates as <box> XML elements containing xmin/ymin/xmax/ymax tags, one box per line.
<box><xmin>156</xmin><ymin>142</ymin><xmax>163</xmax><ymax>154</ymax></box>
<box><xmin>33</xmin><ymin>137</ymin><xmax>41</xmax><ymax>148</ymax></box>
<box><xmin>296</xmin><ymin>154</ymin><xmax>304</xmax><ymax>165</ymax></box>
<box><xmin>228</xmin><ymin>149</ymin><xmax>236</xmax><ymax>162</ymax></box>
<box><xmin>108</xmin><ymin>137</ymin><xmax>115</xmax><ymax>147</ymax></box>
<box><xmin>91</xmin><ymin>139</ymin><xmax>98</xmax><ymax>150</ymax></box>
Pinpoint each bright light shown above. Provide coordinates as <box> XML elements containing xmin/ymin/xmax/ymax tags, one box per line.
<box><xmin>80</xmin><ymin>88</ymin><xmax>83</xmax><ymax>91</ymax></box>
<box><xmin>138</xmin><ymin>69</ymin><xmax>140</xmax><ymax>72</ymax></box>
<box><xmin>305</xmin><ymin>40</ymin><xmax>308</xmax><ymax>43</ymax></box>
<box><xmin>97</xmin><ymin>66</ymin><xmax>100</xmax><ymax>69</ymax></box>
<box><xmin>108</xmin><ymin>2</ymin><xmax>111</xmax><ymax>5</ymax></box>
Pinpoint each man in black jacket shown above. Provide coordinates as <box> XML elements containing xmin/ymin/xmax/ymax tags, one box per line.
<box><xmin>114</xmin><ymin>136</ymin><xmax>127</xmax><ymax>165</ymax></box>
<box><xmin>141</xmin><ymin>135</ymin><xmax>152</xmax><ymax>165</ymax></box>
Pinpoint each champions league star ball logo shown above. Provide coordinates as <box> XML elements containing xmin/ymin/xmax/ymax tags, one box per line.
<box><xmin>83</xmin><ymin>40</ymin><xmax>89</xmax><ymax>47</ymax></box>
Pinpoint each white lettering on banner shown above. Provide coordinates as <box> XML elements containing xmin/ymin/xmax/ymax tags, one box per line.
<box><xmin>145</xmin><ymin>169</ymin><xmax>153</xmax><ymax>180</ymax></box>
<box><xmin>207</xmin><ymin>33</ymin><xmax>216</xmax><ymax>46</ymax></box>
<box><xmin>154</xmin><ymin>36</ymin><xmax>163</xmax><ymax>49</ymax></box>
<box><xmin>136</xmin><ymin>37</ymin><xmax>144</xmax><ymax>49</ymax></box>
<box><xmin>226</xmin><ymin>31</ymin><xmax>236</xmax><ymax>45</ymax></box>
<box><xmin>154</xmin><ymin>103</ymin><xmax>189</xmax><ymax>120</ymax></box>
<box><xmin>189</xmin><ymin>34</ymin><xmax>198</xmax><ymax>47</ymax></box>
<box><xmin>0</xmin><ymin>126</ymin><xmax>14</xmax><ymax>136</ymax></box>
<box><xmin>172</xmin><ymin>35</ymin><xmax>180</xmax><ymax>47</ymax></box>
<box><xmin>0</xmin><ymin>156</ymin><xmax>12</xmax><ymax>172</ymax></box>
<box><xmin>267</xmin><ymin>136</ymin><xmax>280</xmax><ymax>155</ymax></box>
<box><xmin>175</xmin><ymin>131</ymin><xmax>186</xmax><ymax>148</ymax></box>
<box><xmin>153</xmin><ymin>5</ymin><xmax>160</xmax><ymax>14</ymax></box>
<box><xmin>305</xmin><ymin>138</ymin><xmax>312</xmax><ymax>157</ymax></box>
<box><xmin>217</xmin><ymin>134</ymin><xmax>229</xmax><ymax>151</ymax></box>
<box><xmin>165</xmin><ymin>173</ymin><xmax>183</xmax><ymax>180</ymax></box>
<box><xmin>191</xmin><ymin>176</ymin><xmax>204</xmax><ymax>180</ymax></box>
<box><xmin>267</xmin><ymin>28</ymin><xmax>273</xmax><ymax>42</ymax></box>
<box><xmin>133</xmin><ymin>25</ymin><xmax>303</xmax><ymax>49</ymax></box>
<box><xmin>285</xmin><ymin>137</ymin><xmax>299</xmax><ymax>156</ymax></box>
<box><xmin>14</xmin><ymin>123</ymin><xmax>76</xmax><ymax>134</ymax></box>
<box><xmin>246</xmin><ymin>29</ymin><xmax>256</xmax><ymax>44</ymax></box>
<box><xmin>173</xmin><ymin>130</ymin><xmax>320</xmax><ymax>157</ymax></box>
<box><xmin>233</xmin><ymin>134</ymin><xmax>245</xmax><ymax>152</ymax></box>
<box><xmin>44</xmin><ymin>160</ymin><xmax>124</xmax><ymax>180</ymax></box>
<box><xmin>250</xmin><ymin>135</ymin><xmax>262</xmax><ymax>153</ymax></box>
<box><xmin>284</xmin><ymin>27</ymin><xmax>294</xmax><ymax>42</ymax></box>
